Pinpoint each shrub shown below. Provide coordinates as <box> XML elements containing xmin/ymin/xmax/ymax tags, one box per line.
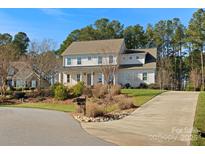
<box><xmin>148</xmin><ymin>83</ymin><xmax>160</xmax><ymax>89</ymax></box>
<box><xmin>39</xmin><ymin>89</ymin><xmax>52</xmax><ymax>97</ymax></box>
<box><xmin>51</xmin><ymin>83</ymin><xmax>62</xmax><ymax>96</ymax></box>
<box><xmin>110</xmin><ymin>85</ymin><xmax>121</xmax><ymax>96</ymax></box>
<box><xmin>138</xmin><ymin>83</ymin><xmax>148</xmax><ymax>89</ymax></box>
<box><xmin>6</xmin><ymin>90</ymin><xmax>13</xmax><ymax>96</ymax></box>
<box><xmin>185</xmin><ymin>83</ymin><xmax>195</xmax><ymax>91</ymax></box>
<box><xmin>124</xmin><ymin>83</ymin><xmax>131</xmax><ymax>89</ymax></box>
<box><xmin>92</xmin><ymin>84</ymin><xmax>108</xmax><ymax>98</ymax></box>
<box><xmin>83</xmin><ymin>86</ymin><xmax>93</xmax><ymax>98</ymax></box>
<box><xmin>118</xmin><ymin>97</ymin><xmax>135</xmax><ymax>110</ymax></box>
<box><xmin>70</xmin><ymin>81</ymin><xmax>84</xmax><ymax>97</ymax></box>
<box><xmin>54</xmin><ymin>84</ymin><xmax>68</xmax><ymax>100</ymax></box>
<box><xmin>86</xmin><ymin>103</ymin><xmax>105</xmax><ymax>117</ymax></box>
<box><xmin>13</xmin><ymin>91</ymin><xmax>26</xmax><ymax>99</ymax></box>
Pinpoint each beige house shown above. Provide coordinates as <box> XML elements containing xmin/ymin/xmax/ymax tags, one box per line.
<box><xmin>59</xmin><ymin>39</ymin><xmax>157</xmax><ymax>87</ymax></box>
<box><xmin>7</xmin><ymin>62</ymin><xmax>50</xmax><ymax>88</ymax></box>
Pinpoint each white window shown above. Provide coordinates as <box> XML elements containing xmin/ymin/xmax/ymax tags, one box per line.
<box><xmin>31</xmin><ymin>80</ymin><xmax>36</xmax><ymax>88</ymax></box>
<box><xmin>77</xmin><ymin>74</ymin><xmax>81</xmax><ymax>82</ymax></box>
<box><xmin>77</xmin><ymin>57</ymin><xmax>81</xmax><ymax>65</ymax></box>
<box><xmin>67</xmin><ymin>74</ymin><xmax>70</xmax><ymax>83</ymax></box>
<box><xmin>88</xmin><ymin>56</ymin><xmax>92</xmax><ymax>60</ymax></box>
<box><xmin>98</xmin><ymin>56</ymin><xmax>102</xmax><ymax>64</ymax></box>
<box><xmin>67</xmin><ymin>57</ymin><xmax>71</xmax><ymax>65</ymax></box>
<box><xmin>109</xmin><ymin>55</ymin><xmax>113</xmax><ymax>64</ymax></box>
<box><xmin>143</xmin><ymin>72</ymin><xmax>148</xmax><ymax>81</ymax></box>
<box><xmin>98</xmin><ymin>73</ymin><xmax>102</xmax><ymax>83</ymax></box>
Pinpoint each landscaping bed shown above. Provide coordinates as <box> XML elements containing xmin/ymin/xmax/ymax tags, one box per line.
<box><xmin>73</xmin><ymin>88</ymin><xmax>164</xmax><ymax>123</ymax></box>
<box><xmin>0</xmin><ymin>83</ymin><xmax>164</xmax><ymax>123</ymax></box>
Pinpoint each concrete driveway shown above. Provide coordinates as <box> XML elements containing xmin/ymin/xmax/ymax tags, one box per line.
<box><xmin>0</xmin><ymin>108</ymin><xmax>113</xmax><ymax>146</ymax></box>
<box><xmin>82</xmin><ymin>91</ymin><xmax>199</xmax><ymax>146</ymax></box>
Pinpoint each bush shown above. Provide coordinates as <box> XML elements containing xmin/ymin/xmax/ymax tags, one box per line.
<box><xmin>92</xmin><ymin>84</ymin><xmax>108</xmax><ymax>98</ymax></box>
<box><xmin>70</xmin><ymin>81</ymin><xmax>84</xmax><ymax>97</ymax></box>
<box><xmin>86</xmin><ymin>103</ymin><xmax>105</xmax><ymax>117</ymax></box>
<box><xmin>39</xmin><ymin>89</ymin><xmax>52</xmax><ymax>97</ymax></box>
<box><xmin>54</xmin><ymin>84</ymin><xmax>68</xmax><ymax>100</ymax></box>
<box><xmin>118</xmin><ymin>97</ymin><xmax>135</xmax><ymax>110</ymax></box>
<box><xmin>51</xmin><ymin>83</ymin><xmax>62</xmax><ymax>96</ymax></box>
<box><xmin>185</xmin><ymin>83</ymin><xmax>195</xmax><ymax>91</ymax></box>
<box><xmin>6</xmin><ymin>90</ymin><xmax>13</xmax><ymax>96</ymax></box>
<box><xmin>148</xmin><ymin>83</ymin><xmax>160</xmax><ymax>89</ymax></box>
<box><xmin>13</xmin><ymin>92</ymin><xmax>26</xmax><ymax>99</ymax></box>
<box><xmin>138</xmin><ymin>83</ymin><xmax>148</xmax><ymax>89</ymax></box>
<box><xmin>110</xmin><ymin>85</ymin><xmax>121</xmax><ymax>96</ymax></box>
<box><xmin>124</xmin><ymin>83</ymin><xmax>131</xmax><ymax>89</ymax></box>
<box><xmin>83</xmin><ymin>86</ymin><xmax>93</xmax><ymax>98</ymax></box>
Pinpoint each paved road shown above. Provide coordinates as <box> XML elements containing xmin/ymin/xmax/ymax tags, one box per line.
<box><xmin>0</xmin><ymin>108</ymin><xmax>113</xmax><ymax>146</ymax></box>
<box><xmin>82</xmin><ymin>91</ymin><xmax>199</xmax><ymax>146</ymax></box>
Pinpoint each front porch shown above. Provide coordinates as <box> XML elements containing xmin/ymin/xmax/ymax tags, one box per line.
<box><xmin>60</xmin><ymin>68</ymin><xmax>117</xmax><ymax>86</ymax></box>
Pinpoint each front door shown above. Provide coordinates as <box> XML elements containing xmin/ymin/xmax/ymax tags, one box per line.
<box><xmin>87</xmin><ymin>73</ymin><xmax>91</xmax><ymax>86</ymax></box>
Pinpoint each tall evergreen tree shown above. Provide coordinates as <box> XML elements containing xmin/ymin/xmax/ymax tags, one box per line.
<box><xmin>186</xmin><ymin>9</ymin><xmax>205</xmax><ymax>90</ymax></box>
<box><xmin>13</xmin><ymin>32</ymin><xmax>30</xmax><ymax>54</ymax></box>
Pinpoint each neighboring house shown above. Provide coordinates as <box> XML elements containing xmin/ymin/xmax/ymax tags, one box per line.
<box><xmin>7</xmin><ymin>62</ymin><xmax>50</xmax><ymax>88</ymax></box>
<box><xmin>59</xmin><ymin>39</ymin><xmax>157</xmax><ymax>87</ymax></box>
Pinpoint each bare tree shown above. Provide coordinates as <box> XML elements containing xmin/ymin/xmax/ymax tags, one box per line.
<box><xmin>98</xmin><ymin>50</ymin><xmax>119</xmax><ymax>101</ymax></box>
<box><xmin>28</xmin><ymin>39</ymin><xmax>61</xmax><ymax>88</ymax></box>
<box><xmin>0</xmin><ymin>44</ymin><xmax>19</xmax><ymax>95</ymax></box>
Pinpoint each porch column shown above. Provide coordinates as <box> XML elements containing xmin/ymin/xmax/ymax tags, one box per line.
<box><xmin>58</xmin><ymin>73</ymin><xmax>61</xmax><ymax>83</ymax></box>
<box><xmin>102</xmin><ymin>73</ymin><xmax>105</xmax><ymax>84</ymax></box>
<box><xmin>91</xmin><ymin>72</ymin><xmax>94</xmax><ymax>86</ymax></box>
<box><xmin>113</xmin><ymin>73</ymin><xmax>116</xmax><ymax>85</ymax></box>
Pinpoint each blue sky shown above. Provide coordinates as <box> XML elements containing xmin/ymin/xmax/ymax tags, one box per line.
<box><xmin>0</xmin><ymin>8</ymin><xmax>197</xmax><ymax>49</ymax></box>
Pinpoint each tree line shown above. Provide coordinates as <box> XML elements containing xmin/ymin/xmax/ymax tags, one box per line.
<box><xmin>57</xmin><ymin>9</ymin><xmax>205</xmax><ymax>91</ymax></box>
<box><xmin>0</xmin><ymin>9</ymin><xmax>205</xmax><ymax>91</ymax></box>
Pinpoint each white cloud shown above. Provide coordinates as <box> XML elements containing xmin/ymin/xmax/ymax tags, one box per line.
<box><xmin>40</xmin><ymin>8</ymin><xmax>68</xmax><ymax>17</ymax></box>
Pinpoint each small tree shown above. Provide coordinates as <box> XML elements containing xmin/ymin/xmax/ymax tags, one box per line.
<box><xmin>99</xmin><ymin>50</ymin><xmax>119</xmax><ymax>101</ymax></box>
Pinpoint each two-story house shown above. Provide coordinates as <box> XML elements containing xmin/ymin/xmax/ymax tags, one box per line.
<box><xmin>59</xmin><ymin>38</ymin><xmax>157</xmax><ymax>87</ymax></box>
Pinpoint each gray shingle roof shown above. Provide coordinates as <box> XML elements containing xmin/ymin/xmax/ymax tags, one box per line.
<box><xmin>61</xmin><ymin>39</ymin><xmax>124</xmax><ymax>56</ymax></box>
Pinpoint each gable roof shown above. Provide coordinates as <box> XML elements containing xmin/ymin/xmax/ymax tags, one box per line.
<box><xmin>61</xmin><ymin>39</ymin><xmax>124</xmax><ymax>56</ymax></box>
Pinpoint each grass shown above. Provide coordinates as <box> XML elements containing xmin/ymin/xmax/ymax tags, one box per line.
<box><xmin>0</xmin><ymin>89</ymin><xmax>164</xmax><ymax>113</ymax></box>
<box><xmin>0</xmin><ymin>103</ymin><xmax>76</xmax><ymax>112</ymax></box>
<box><xmin>192</xmin><ymin>92</ymin><xmax>205</xmax><ymax>145</ymax></box>
<box><xmin>121</xmin><ymin>89</ymin><xmax>165</xmax><ymax>106</ymax></box>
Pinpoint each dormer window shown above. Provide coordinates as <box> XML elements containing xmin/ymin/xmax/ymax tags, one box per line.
<box><xmin>67</xmin><ymin>57</ymin><xmax>71</xmax><ymax>65</ymax></box>
<box><xmin>109</xmin><ymin>55</ymin><xmax>113</xmax><ymax>64</ymax></box>
<box><xmin>77</xmin><ymin>57</ymin><xmax>81</xmax><ymax>65</ymax></box>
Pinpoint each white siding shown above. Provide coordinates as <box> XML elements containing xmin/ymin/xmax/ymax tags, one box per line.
<box><xmin>64</xmin><ymin>53</ymin><xmax>118</xmax><ymax>67</ymax></box>
<box><xmin>118</xmin><ymin>69</ymin><xmax>155</xmax><ymax>87</ymax></box>
<box><xmin>119</xmin><ymin>53</ymin><xmax>145</xmax><ymax>65</ymax></box>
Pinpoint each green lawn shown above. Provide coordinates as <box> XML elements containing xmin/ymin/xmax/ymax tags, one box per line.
<box><xmin>121</xmin><ymin>89</ymin><xmax>165</xmax><ymax>106</ymax></box>
<box><xmin>0</xmin><ymin>103</ymin><xmax>76</xmax><ymax>112</ymax></box>
<box><xmin>192</xmin><ymin>92</ymin><xmax>205</xmax><ymax>145</ymax></box>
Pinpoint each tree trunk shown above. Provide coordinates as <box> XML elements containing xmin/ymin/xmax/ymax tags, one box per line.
<box><xmin>201</xmin><ymin>45</ymin><xmax>204</xmax><ymax>90</ymax></box>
